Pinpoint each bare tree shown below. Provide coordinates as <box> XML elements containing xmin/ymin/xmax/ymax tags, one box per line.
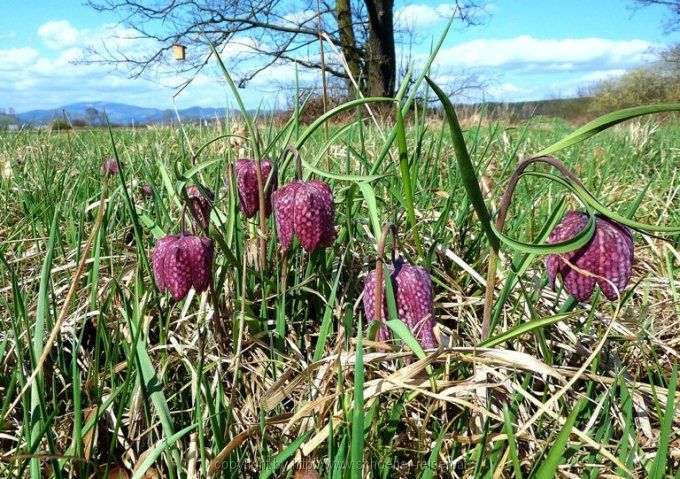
<box><xmin>85</xmin><ymin>0</ymin><xmax>483</xmax><ymax>98</ymax></box>
<box><xmin>634</xmin><ymin>0</ymin><xmax>680</xmax><ymax>66</ymax></box>
<box><xmin>634</xmin><ymin>0</ymin><xmax>679</xmax><ymax>31</ymax></box>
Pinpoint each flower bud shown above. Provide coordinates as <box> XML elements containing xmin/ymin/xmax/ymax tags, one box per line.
<box><xmin>186</xmin><ymin>185</ymin><xmax>214</xmax><ymax>230</ymax></box>
<box><xmin>101</xmin><ymin>156</ymin><xmax>119</xmax><ymax>176</ymax></box>
<box><xmin>234</xmin><ymin>159</ymin><xmax>278</xmax><ymax>218</ymax></box>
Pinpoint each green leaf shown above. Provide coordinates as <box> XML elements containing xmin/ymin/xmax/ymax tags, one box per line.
<box><xmin>385</xmin><ymin>319</ymin><xmax>427</xmax><ymax>361</ymax></box>
<box><xmin>425</xmin><ymin>76</ymin><xmax>498</xmax><ymax>250</ymax></box>
<box><xmin>313</xmin><ymin>249</ymin><xmax>347</xmax><ymax>361</ymax></box>
<box><xmin>302</xmin><ymin>158</ymin><xmax>385</xmax><ymax>182</ymax></box>
<box><xmin>535</xmin><ymin>104</ymin><xmax>680</xmax><ymax>156</ymax></box>
<box><xmin>533</xmin><ymin>399</ymin><xmax>583</xmax><ymax>479</ymax></box>
<box><xmin>503</xmin><ymin>405</ymin><xmax>523</xmax><ymax>479</ymax></box>
<box><xmin>649</xmin><ymin>363</ymin><xmax>677</xmax><ymax>478</ymax></box>
<box><xmin>138</xmin><ymin>213</ymin><xmax>166</xmax><ymax>239</ymax></box>
<box><xmin>208</xmin><ymin>41</ymin><xmax>260</xmax><ymax>159</ymax></box>
<box><xmin>479</xmin><ymin>312</ymin><xmax>579</xmax><ymax>348</ymax></box>
<box><xmin>421</xmin><ymin>424</ymin><xmax>447</xmax><ymax>479</ymax></box>
<box><xmin>357</xmin><ymin>182</ymin><xmax>382</xmax><ymax>242</ymax></box>
<box><xmin>350</xmin><ymin>331</ymin><xmax>365</xmax><ymax>479</ymax></box>
<box><xmin>396</xmin><ymin>105</ymin><xmax>424</xmax><ymax>258</ymax></box>
<box><xmin>259</xmin><ymin>431</ymin><xmax>312</xmax><ymax>479</ymax></box>
<box><xmin>131</xmin><ymin>424</ymin><xmax>198</xmax><ymax>479</ymax></box>
<box><xmin>491</xmin><ymin>212</ymin><xmax>596</xmax><ymax>254</ymax></box>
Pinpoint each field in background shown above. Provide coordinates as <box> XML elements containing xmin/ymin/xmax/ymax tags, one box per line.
<box><xmin>0</xmin><ymin>113</ymin><xmax>679</xmax><ymax>477</ymax></box>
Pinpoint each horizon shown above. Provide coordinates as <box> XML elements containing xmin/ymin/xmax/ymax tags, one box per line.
<box><xmin>2</xmin><ymin>0</ymin><xmax>679</xmax><ymax>113</ymax></box>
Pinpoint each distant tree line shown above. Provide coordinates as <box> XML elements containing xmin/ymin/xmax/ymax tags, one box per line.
<box><xmin>580</xmin><ymin>1</ymin><xmax>680</xmax><ymax>113</ymax></box>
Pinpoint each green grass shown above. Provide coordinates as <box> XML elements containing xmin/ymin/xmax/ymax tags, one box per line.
<box><xmin>0</xmin><ymin>103</ymin><xmax>678</xmax><ymax>478</ymax></box>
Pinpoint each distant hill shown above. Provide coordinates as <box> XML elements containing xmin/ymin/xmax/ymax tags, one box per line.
<box><xmin>13</xmin><ymin>97</ymin><xmax>594</xmax><ymax>127</ymax></box>
<box><xmin>15</xmin><ymin>101</ymin><xmax>233</xmax><ymax>126</ymax></box>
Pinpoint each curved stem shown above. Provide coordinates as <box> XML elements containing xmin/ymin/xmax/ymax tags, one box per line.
<box><xmin>280</xmin><ymin>145</ymin><xmax>303</xmax><ymax>181</ymax></box>
<box><xmin>481</xmin><ymin>155</ymin><xmax>586</xmax><ymax>339</ymax></box>
<box><xmin>252</xmin><ymin>123</ymin><xmax>262</xmax><ymax>155</ymax></box>
<box><xmin>250</xmin><ymin>124</ymin><xmax>268</xmax><ymax>271</ymax></box>
<box><xmin>180</xmin><ymin>203</ymin><xmax>188</xmax><ymax>233</ymax></box>
<box><xmin>496</xmin><ymin>156</ymin><xmax>586</xmax><ymax>232</ymax></box>
<box><xmin>374</xmin><ymin>223</ymin><xmax>398</xmax><ymax>324</ymax></box>
<box><xmin>254</xmin><ymin>157</ymin><xmax>267</xmax><ymax>272</ymax></box>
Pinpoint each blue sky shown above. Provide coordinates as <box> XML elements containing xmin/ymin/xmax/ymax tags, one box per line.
<box><xmin>1</xmin><ymin>0</ymin><xmax>678</xmax><ymax>112</ymax></box>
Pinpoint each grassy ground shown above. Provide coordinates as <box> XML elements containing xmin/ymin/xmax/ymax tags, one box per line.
<box><xmin>0</xmin><ymin>109</ymin><xmax>678</xmax><ymax>478</ymax></box>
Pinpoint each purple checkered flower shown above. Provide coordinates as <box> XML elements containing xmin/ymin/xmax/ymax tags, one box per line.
<box><xmin>186</xmin><ymin>185</ymin><xmax>214</xmax><ymax>230</ymax></box>
<box><xmin>140</xmin><ymin>184</ymin><xmax>153</xmax><ymax>198</ymax></box>
<box><xmin>546</xmin><ymin>211</ymin><xmax>634</xmax><ymax>301</ymax></box>
<box><xmin>152</xmin><ymin>232</ymin><xmax>214</xmax><ymax>301</ymax></box>
<box><xmin>234</xmin><ymin>158</ymin><xmax>278</xmax><ymax>218</ymax></box>
<box><xmin>363</xmin><ymin>259</ymin><xmax>437</xmax><ymax>349</ymax></box>
<box><xmin>101</xmin><ymin>156</ymin><xmax>119</xmax><ymax>176</ymax></box>
<box><xmin>272</xmin><ymin>180</ymin><xmax>335</xmax><ymax>252</ymax></box>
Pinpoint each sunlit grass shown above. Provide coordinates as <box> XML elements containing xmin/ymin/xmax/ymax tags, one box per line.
<box><xmin>0</xmin><ymin>108</ymin><xmax>678</xmax><ymax>478</ymax></box>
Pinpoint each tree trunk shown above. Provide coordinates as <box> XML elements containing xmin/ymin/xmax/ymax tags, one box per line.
<box><xmin>364</xmin><ymin>0</ymin><xmax>396</xmax><ymax>97</ymax></box>
<box><xmin>335</xmin><ymin>0</ymin><xmax>362</xmax><ymax>94</ymax></box>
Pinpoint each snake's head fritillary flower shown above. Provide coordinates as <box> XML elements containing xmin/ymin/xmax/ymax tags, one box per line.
<box><xmin>546</xmin><ymin>211</ymin><xmax>634</xmax><ymax>301</ymax></box>
<box><xmin>101</xmin><ymin>156</ymin><xmax>119</xmax><ymax>176</ymax></box>
<box><xmin>272</xmin><ymin>180</ymin><xmax>335</xmax><ymax>252</ymax></box>
<box><xmin>140</xmin><ymin>184</ymin><xmax>153</xmax><ymax>198</ymax></box>
<box><xmin>233</xmin><ymin>158</ymin><xmax>278</xmax><ymax>218</ymax></box>
<box><xmin>152</xmin><ymin>232</ymin><xmax>214</xmax><ymax>301</ymax></box>
<box><xmin>186</xmin><ymin>185</ymin><xmax>214</xmax><ymax>230</ymax></box>
<box><xmin>363</xmin><ymin>259</ymin><xmax>437</xmax><ymax>349</ymax></box>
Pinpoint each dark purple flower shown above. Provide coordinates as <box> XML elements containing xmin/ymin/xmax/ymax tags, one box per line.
<box><xmin>152</xmin><ymin>232</ymin><xmax>214</xmax><ymax>301</ymax></box>
<box><xmin>234</xmin><ymin>159</ymin><xmax>278</xmax><ymax>218</ymax></box>
<box><xmin>186</xmin><ymin>185</ymin><xmax>214</xmax><ymax>230</ymax></box>
<box><xmin>547</xmin><ymin>211</ymin><xmax>634</xmax><ymax>301</ymax></box>
<box><xmin>272</xmin><ymin>180</ymin><xmax>335</xmax><ymax>252</ymax></box>
<box><xmin>101</xmin><ymin>156</ymin><xmax>119</xmax><ymax>176</ymax></box>
<box><xmin>363</xmin><ymin>259</ymin><xmax>437</xmax><ymax>349</ymax></box>
<box><xmin>140</xmin><ymin>184</ymin><xmax>153</xmax><ymax>198</ymax></box>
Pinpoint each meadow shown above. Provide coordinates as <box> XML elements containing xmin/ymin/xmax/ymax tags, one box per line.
<box><xmin>0</xmin><ymin>96</ymin><xmax>679</xmax><ymax>478</ymax></box>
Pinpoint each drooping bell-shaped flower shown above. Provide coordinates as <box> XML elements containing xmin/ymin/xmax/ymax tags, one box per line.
<box><xmin>101</xmin><ymin>156</ymin><xmax>119</xmax><ymax>176</ymax></box>
<box><xmin>546</xmin><ymin>211</ymin><xmax>634</xmax><ymax>301</ymax></box>
<box><xmin>152</xmin><ymin>232</ymin><xmax>214</xmax><ymax>301</ymax></box>
<box><xmin>186</xmin><ymin>185</ymin><xmax>214</xmax><ymax>230</ymax></box>
<box><xmin>273</xmin><ymin>180</ymin><xmax>335</xmax><ymax>252</ymax></box>
<box><xmin>363</xmin><ymin>260</ymin><xmax>437</xmax><ymax>350</ymax></box>
<box><xmin>140</xmin><ymin>184</ymin><xmax>153</xmax><ymax>198</ymax></box>
<box><xmin>234</xmin><ymin>158</ymin><xmax>278</xmax><ymax>218</ymax></box>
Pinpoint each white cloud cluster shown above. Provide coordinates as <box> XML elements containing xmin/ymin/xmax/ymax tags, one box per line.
<box><xmin>38</xmin><ymin>20</ymin><xmax>81</xmax><ymax>49</ymax></box>
<box><xmin>432</xmin><ymin>35</ymin><xmax>657</xmax><ymax>73</ymax></box>
<box><xmin>395</xmin><ymin>2</ymin><xmax>493</xmax><ymax>30</ymax></box>
<box><xmin>0</xmin><ymin>16</ymin><xmax>666</xmax><ymax>112</ymax></box>
<box><xmin>396</xmin><ymin>4</ymin><xmax>455</xmax><ymax>29</ymax></box>
<box><xmin>0</xmin><ymin>20</ymin><xmax>289</xmax><ymax>112</ymax></box>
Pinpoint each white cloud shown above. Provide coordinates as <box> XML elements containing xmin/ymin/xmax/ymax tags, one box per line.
<box><xmin>396</xmin><ymin>4</ymin><xmax>450</xmax><ymax>29</ymax></box>
<box><xmin>487</xmin><ymin>82</ymin><xmax>523</xmax><ymax>97</ymax></box>
<box><xmin>579</xmin><ymin>69</ymin><xmax>627</xmax><ymax>83</ymax></box>
<box><xmin>0</xmin><ymin>48</ymin><xmax>40</xmax><ymax>71</ymax></box>
<box><xmin>0</xmin><ymin>22</ymin><xmax>301</xmax><ymax>113</ymax></box>
<box><xmin>431</xmin><ymin>35</ymin><xmax>658</xmax><ymax>73</ymax></box>
<box><xmin>395</xmin><ymin>3</ymin><xmax>493</xmax><ymax>30</ymax></box>
<box><xmin>38</xmin><ymin>20</ymin><xmax>81</xmax><ymax>49</ymax></box>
